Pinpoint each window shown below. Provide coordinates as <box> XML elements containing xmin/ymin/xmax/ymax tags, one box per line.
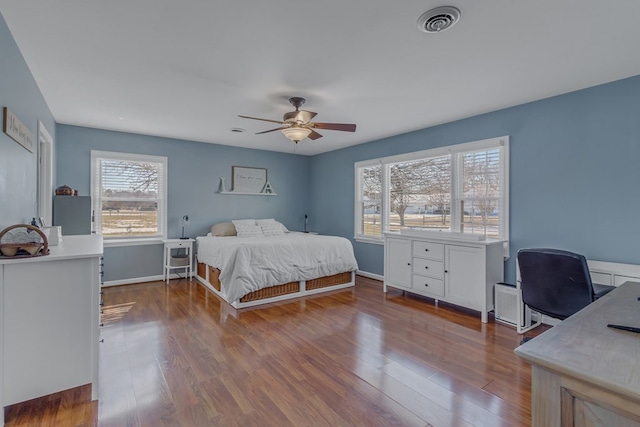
<box><xmin>355</xmin><ymin>136</ymin><xmax>509</xmax><ymax>244</ymax></box>
<box><xmin>91</xmin><ymin>150</ymin><xmax>167</xmax><ymax>241</ymax></box>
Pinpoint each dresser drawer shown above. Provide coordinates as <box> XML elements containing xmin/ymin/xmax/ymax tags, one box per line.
<box><xmin>412</xmin><ymin>274</ymin><xmax>445</xmax><ymax>297</ymax></box>
<box><xmin>412</xmin><ymin>257</ymin><xmax>444</xmax><ymax>279</ymax></box>
<box><xmin>413</xmin><ymin>241</ymin><xmax>444</xmax><ymax>260</ymax></box>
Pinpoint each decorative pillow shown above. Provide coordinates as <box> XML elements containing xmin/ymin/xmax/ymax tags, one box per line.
<box><xmin>261</xmin><ymin>223</ymin><xmax>285</xmax><ymax>236</ymax></box>
<box><xmin>232</xmin><ymin>219</ymin><xmax>256</xmax><ymax>227</ymax></box>
<box><xmin>235</xmin><ymin>224</ymin><xmax>264</xmax><ymax>238</ymax></box>
<box><xmin>210</xmin><ymin>222</ymin><xmax>237</xmax><ymax>237</ymax></box>
<box><xmin>275</xmin><ymin>221</ymin><xmax>289</xmax><ymax>232</ymax></box>
<box><xmin>255</xmin><ymin>218</ymin><xmax>276</xmax><ymax>225</ymax></box>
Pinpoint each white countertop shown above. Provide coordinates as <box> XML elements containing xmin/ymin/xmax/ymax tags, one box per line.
<box><xmin>0</xmin><ymin>234</ymin><xmax>103</xmax><ymax>265</ymax></box>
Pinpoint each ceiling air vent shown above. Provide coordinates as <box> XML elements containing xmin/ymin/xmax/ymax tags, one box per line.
<box><xmin>417</xmin><ymin>6</ymin><xmax>461</xmax><ymax>33</ymax></box>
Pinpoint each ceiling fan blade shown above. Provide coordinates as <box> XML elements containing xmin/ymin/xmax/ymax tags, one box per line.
<box><xmin>238</xmin><ymin>115</ymin><xmax>284</xmax><ymax>125</ymax></box>
<box><xmin>295</xmin><ymin>110</ymin><xmax>317</xmax><ymax>123</ymax></box>
<box><xmin>311</xmin><ymin>122</ymin><xmax>356</xmax><ymax>132</ymax></box>
<box><xmin>255</xmin><ymin>127</ymin><xmax>287</xmax><ymax>135</ymax></box>
<box><xmin>308</xmin><ymin>129</ymin><xmax>323</xmax><ymax>140</ymax></box>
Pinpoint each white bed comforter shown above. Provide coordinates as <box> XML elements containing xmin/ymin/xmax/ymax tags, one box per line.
<box><xmin>196</xmin><ymin>233</ymin><xmax>358</xmax><ymax>302</ymax></box>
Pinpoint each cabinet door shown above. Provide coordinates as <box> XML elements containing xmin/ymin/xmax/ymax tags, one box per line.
<box><xmin>445</xmin><ymin>244</ymin><xmax>484</xmax><ymax>310</ymax></box>
<box><xmin>385</xmin><ymin>238</ymin><xmax>412</xmax><ymax>288</ymax></box>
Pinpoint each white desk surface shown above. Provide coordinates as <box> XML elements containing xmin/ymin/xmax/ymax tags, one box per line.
<box><xmin>0</xmin><ymin>234</ymin><xmax>103</xmax><ymax>265</ymax></box>
<box><xmin>515</xmin><ymin>281</ymin><xmax>640</xmax><ymax>399</ymax></box>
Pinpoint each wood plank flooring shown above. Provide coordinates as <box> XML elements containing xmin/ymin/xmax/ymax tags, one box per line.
<box><xmin>4</xmin><ymin>276</ymin><xmax>546</xmax><ymax>426</ymax></box>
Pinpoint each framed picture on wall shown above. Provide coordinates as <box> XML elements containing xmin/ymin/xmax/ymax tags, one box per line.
<box><xmin>232</xmin><ymin>166</ymin><xmax>267</xmax><ymax>193</ymax></box>
<box><xmin>3</xmin><ymin>107</ymin><xmax>34</xmax><ymax>153</ymax></box>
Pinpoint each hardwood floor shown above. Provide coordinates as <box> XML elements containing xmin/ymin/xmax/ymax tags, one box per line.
<box><xmin>4</xmin><ymin>276</ymin><xmax>546</xmax><ymax>426</ymax></box>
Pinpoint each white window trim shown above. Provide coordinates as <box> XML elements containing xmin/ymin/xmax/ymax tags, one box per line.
<box><xmin>91</xmin><ymin>150</ymin><xmax>168</xmax><ymax>240</ymax></box>
<box><xmin>354</xmin><ymin>136</ymin><xmax>509</xmax><ymax>250</ymax></box>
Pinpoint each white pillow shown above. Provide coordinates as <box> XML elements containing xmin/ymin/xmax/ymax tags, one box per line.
<box><xmin>255</xmin><ymin>218</ymin><xmax>276</xmax><ymax>225</ymax></box>
<box><xmin>261</xmin><ymin>223</ymin><xmax>285</xmax><ymax>236</ymax></box>
<box><xmin>235</xmin><ymin>224</ymin><xmax>264</xmax><ymax>238</ymax></box>
<box><xmin>232</xmin><ymin>219</ymin><xmax>256</xmax><ymax>227</ymax></box>
<box><xmin>275</xmin><ymin>221</ymin><xmax>289</xmax><ymax>232</ymax></box>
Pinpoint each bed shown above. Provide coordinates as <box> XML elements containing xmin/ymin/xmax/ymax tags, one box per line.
<box><xmin>195</xmin><ymin>219</ymin><xmax>358</xmax><ymax>308</ymax></box>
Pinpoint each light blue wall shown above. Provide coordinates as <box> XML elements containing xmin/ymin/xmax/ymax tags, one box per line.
<box><xmin>0</xmin><ymin>12</ymin><xmax>56</xmax><ymax>228</ymax></box>
<box><xmin>310</xmin><ymin>75</ymin><xmax>640</xmax><ymax>284</ymax></box>
<box><xmin>56</xmin><ymin>125</ymin><xmax>310</xmax><ymax>281</ymax></box>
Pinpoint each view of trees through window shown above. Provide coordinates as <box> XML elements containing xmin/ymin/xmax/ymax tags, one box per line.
<box><xmin>459</xmin><ymin>149</ymin><xmax>502</xmax><ymax>238</ymax></box>
<box><xmin>358</xmin><ymin>141</ymin><xmax>506</xmax><ymax>241</ymax></box>
<box><xmin>388</xmin><ymin>155</ymin><xmax>452</xmax><ymax>232</ymax></box>
<box><xmin>99</xmin><ymin>160</ymin><xmax>161</xmax><ymax>237</ymax></box>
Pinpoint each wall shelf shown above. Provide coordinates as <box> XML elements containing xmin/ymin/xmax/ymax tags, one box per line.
<box><xmin>217</xmin><ymin>177</ymin><xmax>276</xmax><ymax>195</ymax></box>
<box><xmin>218</xmin><ymin>191</ymin><xmax>277</xmax><ymax>196</ymax></box>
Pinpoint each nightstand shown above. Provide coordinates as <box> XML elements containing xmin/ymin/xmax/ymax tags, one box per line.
<box><xmin>162</xmin><ymin>238</ymin><xmax>194</xmax><ymax>284</ymax></box>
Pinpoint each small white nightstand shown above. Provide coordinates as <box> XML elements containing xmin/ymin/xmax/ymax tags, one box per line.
<box><xmin>162</xmin><ymin>238</ymin><xmax>194</xmax><ymax>284</ymax></box>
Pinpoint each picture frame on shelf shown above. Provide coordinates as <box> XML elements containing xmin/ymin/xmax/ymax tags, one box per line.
<box><xmin>232</xmin><ymin>166</ymin><xmax>267</xmax><ymax>193</ymax></box>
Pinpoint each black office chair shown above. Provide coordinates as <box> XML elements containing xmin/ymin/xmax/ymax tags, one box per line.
<box><xmin>516</xmin><ymin>248</ymin><xmax>615</xmax><ymax>336</ymax></box>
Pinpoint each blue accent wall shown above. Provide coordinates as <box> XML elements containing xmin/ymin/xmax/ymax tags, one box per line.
<box><xmin>56</xmin><ymin>125</ymin><xmax>310</xmax><ymax>281</ymax></box>
<box><xmin>0</xmin><ymin>12</ymin><xmax>56</xmax><ymax>228</ymax></box>
<box><xmin>310</xmin><ymin>75</ymin><xmax>640</xmax><ymax>284</ymax></box>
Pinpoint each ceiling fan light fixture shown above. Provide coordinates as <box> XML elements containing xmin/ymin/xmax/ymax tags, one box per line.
<box><xmin>281</xmin><ymin>126</ymin><xmax>312</xmax><ymax>143</ymax></box>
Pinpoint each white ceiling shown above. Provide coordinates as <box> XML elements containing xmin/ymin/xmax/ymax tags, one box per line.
<box><xmin>2</xmin><ymin>1</ymin><xmax>640</xmax><ymax>156</ymax></box>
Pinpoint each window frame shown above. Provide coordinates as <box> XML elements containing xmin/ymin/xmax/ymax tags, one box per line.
<box><xmin>354</xmin><ymin>136</ymin><xmax>509</xmax><ymax>246</ymax></box>
<box><xmin>91</xmin><ymin>150</ymin><xmax>168</xmax><ymax>245</ymax></box>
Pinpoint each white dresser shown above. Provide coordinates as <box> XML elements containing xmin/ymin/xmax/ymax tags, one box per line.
<box><xmin>0</xmin><ymin>234</ymin><xmax>103</xmax><ymax>426</ymax></box>
<box><xmin>384</xmin><ymin>231</ymin><xmax>504</xmax><ymax>323</ymax></box>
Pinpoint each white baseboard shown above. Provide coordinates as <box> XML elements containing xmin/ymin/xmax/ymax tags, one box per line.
<box><xmin>103</xmin><ymin>272</ymin><xmax>194</xmax><ymax>287</ymax></box>
<box><xmin>357</xmin><ymin>270</ymin><xmax>383</xmax><ymax>282</ymax></box>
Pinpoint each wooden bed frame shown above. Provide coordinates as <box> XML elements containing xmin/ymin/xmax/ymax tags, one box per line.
<box><xmin>196</xmin><ymin>262</ymin><xmax>355</xmax><ymax>309</ymax></box>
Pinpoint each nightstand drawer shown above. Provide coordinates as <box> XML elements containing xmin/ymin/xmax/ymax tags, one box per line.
<box><xmin>413</xmin><ymin>241</ymin><xmax>444</xmax><ymax>260</ymax></box>
<box><xmin>412</xmin><ymin>257</ymin><xmax>444</xmax><ymax>279</ymax></box>
<box><xmin>412</xmin><ymin>274</ymin><xmax>445</xmax><ymax>297</ymax></box>
<box><xmin>166</xmin><ymin>240</ymin><xmax>190</xmax><ymax>249</ymax></box>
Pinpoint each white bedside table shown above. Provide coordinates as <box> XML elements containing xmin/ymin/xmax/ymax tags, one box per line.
<box><xmin>162</xmin><ymin>238</ymin><xmax>194</xmax><ymax>284</ymax></box>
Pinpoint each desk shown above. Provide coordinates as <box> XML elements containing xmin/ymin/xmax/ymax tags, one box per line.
<box><xmin>515</xmin><ymin>281</ymin><xmax>640</xmax><ymax>427</ymax></box>
<box><xmin>162</xmin><ymin>238</ymin><xmax>194</xmax><ymax>284</ymax></box>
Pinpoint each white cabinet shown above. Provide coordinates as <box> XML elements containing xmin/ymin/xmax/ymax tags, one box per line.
<box><xmin>384</xmin><ymin>232</ymin><xmax>504</xmax><ymax>323</ymax></box>
<box><xmin>0</xmin><ymin>235</ymin><xmax>103</xmax><ymax>425</ymax></box>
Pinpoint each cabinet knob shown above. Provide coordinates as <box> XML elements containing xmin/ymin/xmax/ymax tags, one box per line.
<box><xmin>424</xmin><ymin>266</ymin><xmax>429</xmax><ymax>269</ymax></box>
<box><xmin>99</xmin><ymin>338</ymin><xmax>104</xmax><ymax>343</ymax></box>
<box><xmin>424</xmin><ymin>283</ymin><xmax>429</xmax><ymax>287</ymax></box>
<box><xmin>445</xmin><ymin>270</ymin><xmax>449</xmax><ymax>273</ymax></box>
<box><xmin>425</xmin><ymin>248</ymin><xmax>429</xmax><ymax>252</ymax></box>
<box><xmin>407</xmin><ymin>262</ymin><xmax>411</xmax><ymax>266</ymax></box>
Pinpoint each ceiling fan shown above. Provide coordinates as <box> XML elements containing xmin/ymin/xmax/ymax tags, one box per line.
<box><xmin>238</xmin><ymin>97</ymin><xmax>356</xmax><ymax>143</ymax></box>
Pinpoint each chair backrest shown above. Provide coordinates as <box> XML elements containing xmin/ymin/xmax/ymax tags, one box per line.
<box><xmin>517</xmin><ymin>248</ymin><xmax>595</xmax><ymax>320</ymax></box>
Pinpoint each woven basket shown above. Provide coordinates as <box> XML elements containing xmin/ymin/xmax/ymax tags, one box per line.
<box><xmin>240</xmin><ymin>281</ymin><xmax>300</xmax><ymax>302</ymax></box>
<box><xmin>0</xmin><ymin>224</ymin><xmax>49</xmax><ymax>258</ymax></box>
<box><xmin>306</xmin><ymin>272</ymin><xmax>352</xmax><ymax>290</ymax></box>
